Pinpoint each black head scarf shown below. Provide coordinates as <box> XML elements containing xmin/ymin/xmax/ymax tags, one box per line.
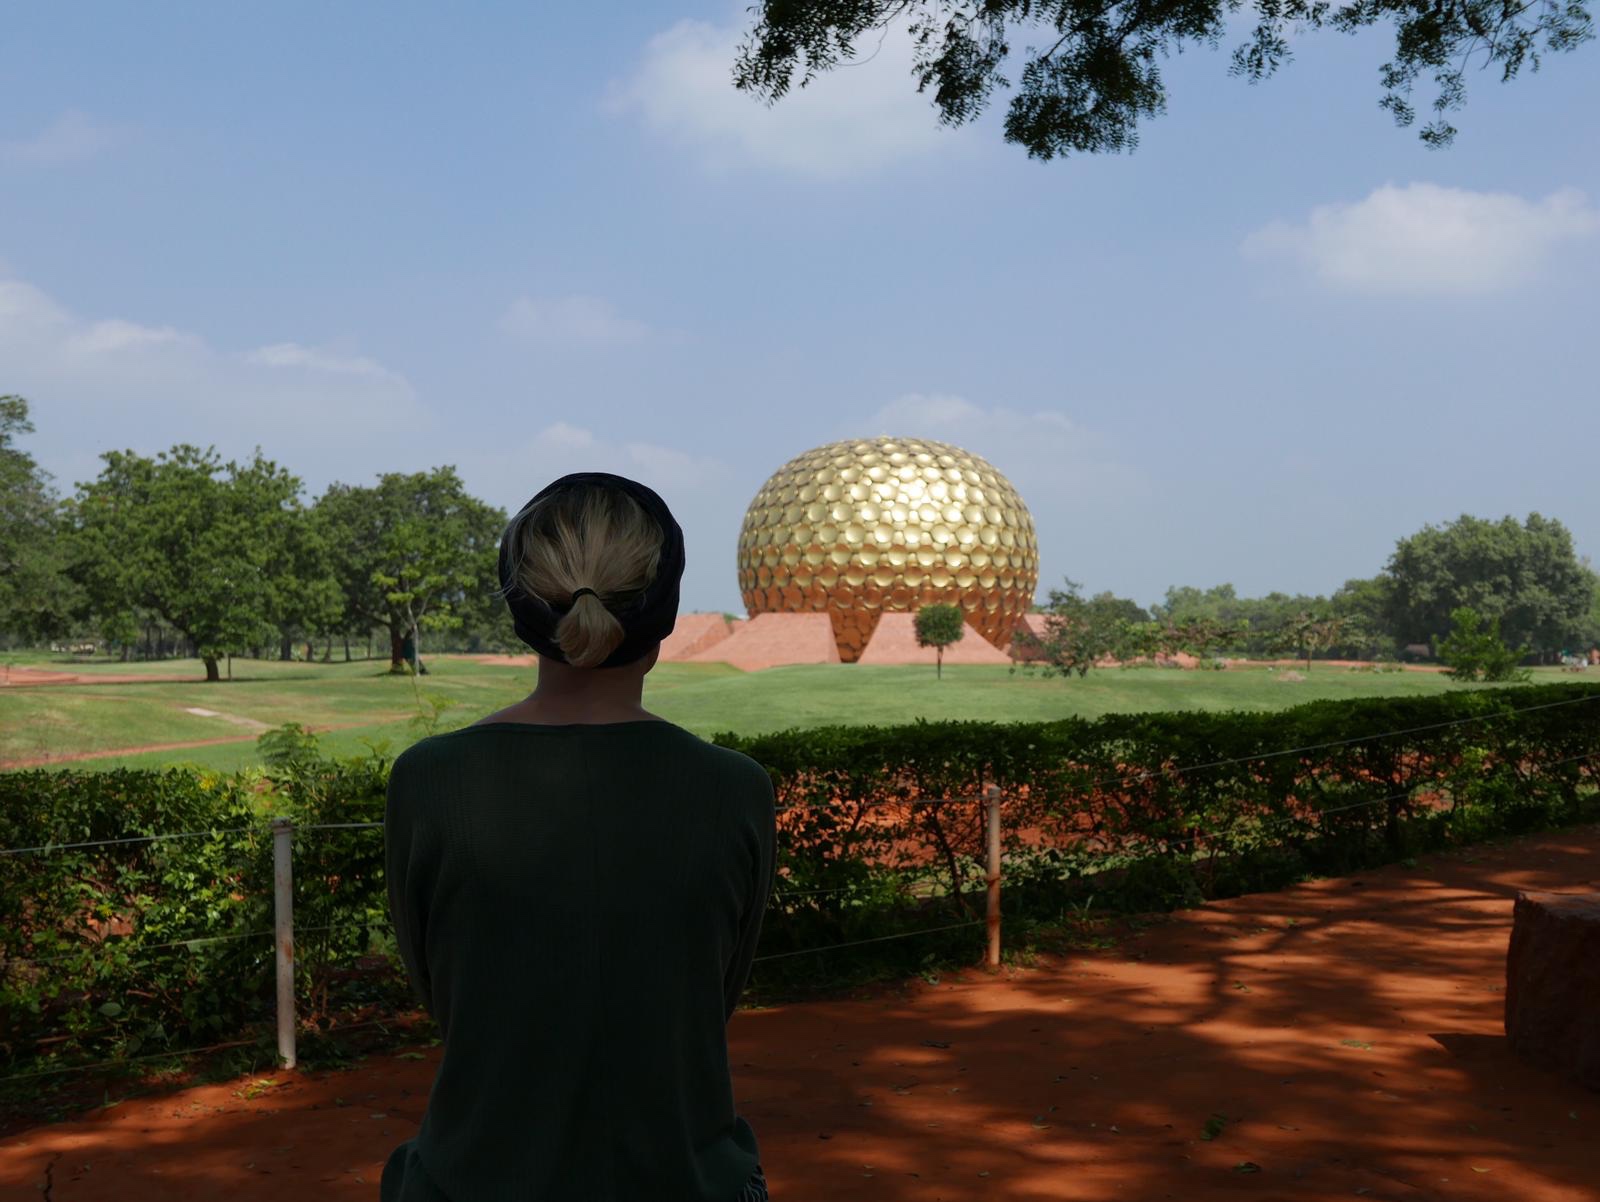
<box><xmin>496</xmin><ymin>472</ymin><xmax>684</xmax><ymax>668</ymax></box>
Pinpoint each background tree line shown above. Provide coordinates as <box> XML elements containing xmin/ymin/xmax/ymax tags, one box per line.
<box><xmin>0</xmin><ymin>397</ymin><xmax>514</xmax><ymax>679</ymax></box>
<box><xmin>5</xmin><ymin>394</ymin><xmax>1598</xmax><ymax>677</ymax></box>
<box><xmin>1021</xmin><ymin>513</ymin><xmax>1600</xmax><ymax>674</ymax></box>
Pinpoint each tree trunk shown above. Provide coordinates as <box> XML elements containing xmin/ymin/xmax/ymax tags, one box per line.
<box><xmin>203</xmin><ymin>655</ymin><xmax>221</xmax><ymax>682</ymax></box>
<box><xmin>389</xmin><ymin>627</ymin><xmax>405</xmax><ymax>673</ymax></box>
<box><xmin>322</xmin><ymin>635</ymin><xmax>332</xmax><ymax>663</ymax></box>
<box><xmin>343</xmin><ymin>633</ymin><xmax>351</xmax><ymax>662</ymax></box>
<box><xmin>936</xmin><ymin>647</ymin><xmax>943</xmax><ymax>679</ymax></box>
<box><xmin>279</xmin><ymin>632</ymin><xmax>293</xmax><ymax>661</ymax></box>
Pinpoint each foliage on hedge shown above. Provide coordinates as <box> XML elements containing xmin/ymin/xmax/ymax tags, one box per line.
<box><xmin>0</xmin><ymin>753</ymin><xmax>394</xmax><ymax>1080</ymax></box>
<box><xmin>715</xmin><ymin>682</ymin><xmax>1600</xmax><ymax>910</ymax></box>
<box><xmin>2</xmin><ymin>682</ymin><xmax>1597</xmax><ymax>1081</ymax></box>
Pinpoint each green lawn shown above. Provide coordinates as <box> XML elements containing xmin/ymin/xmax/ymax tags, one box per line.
<box><xmin>3</xmin><ymin>650</ymin><xmax>1581</xmax><ymax>774</ymax></box>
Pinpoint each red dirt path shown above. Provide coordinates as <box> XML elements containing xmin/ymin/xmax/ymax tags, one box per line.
<box><xmin>3</xmin><ymin>826</ymin><xmax>1597</xmax><ymax>1201</ymax></box>
<box><xmin>0</xmin><ymin>718</ymin><xmax>414</xmax><ymax>771</ymax></box>
<box><xmin>0</xmin><ymin>667</ymin><xmax>200</xmax><ymax>687</ymax></box>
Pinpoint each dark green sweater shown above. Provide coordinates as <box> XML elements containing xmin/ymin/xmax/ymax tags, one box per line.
<box><xmin>379</xmin><ymin>720</ymin><xmax>777</xmax><ymax>1202</ymax></box>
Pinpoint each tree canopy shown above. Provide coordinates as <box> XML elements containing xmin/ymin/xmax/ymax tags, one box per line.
<box><xmin>1437</xmin><ymin>604</ymin><xmax>1530</xmax><ymax>681</ymax></box>
<box><xmin>0</xmin><ymin>397</ymin><xmax>74</xmax><ymax>646</ymax></box>
<box><xmin>1270</xmin><ymin>610</ymin><xmax>1363</xmax><ymax>669</ymax></box>
<box><xmin>1024</xmin><ymin>579</ymin><xmax>1151</xmax><ymax>675</ymax></box>
<box><xmin>733</xmin><ymin>0</ymin><xmax>1593</xmax><ymax>157</ymax></box>
<box><xmin>1381</xmin><ymin>512</ymin><xmax>1594</xmax><ymax>655</ymax></box>
<box><xmin>313</xmin><ymin>468</ymin><xmax>506</xmax><ymax>673</ymax></box>
<box><xmin>914</xmin><ymin>601</ymin><xmax>966</xmax><ymax>677</ymax></box>
<box><xmin>66</xmin><ymin>445</ymin><xmax>307</xmax><ymax>681</ymax></box>
<box><xmin>1152</xmin><ymin>583</ymin><xmax>1347</xmax><ymax>656</ymax></box>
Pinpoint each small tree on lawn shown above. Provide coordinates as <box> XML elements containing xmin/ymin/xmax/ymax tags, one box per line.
<box><xmin>914</xmin><ymin>603</ymin><xmax>965</xmax><ymax>679</ymax></box>
<box><xmin>1026</xmin><ymin>579</ymin><xmax>1129</xmax><ymax>678</ymax></box>
<box><xmin>1438</xmin><ymin>605</ymin><xmax>1530</xmax><ymax>682</ymax></box>
<box><xmin>1272</xmin><ymin>611</ymin><xmax>1362</xmax><ymax>671</ymax></box>
<box><xmin>1155</xmin><ymin>615</ymin><xmax>1245</xmax><ymax>664</ymax></box>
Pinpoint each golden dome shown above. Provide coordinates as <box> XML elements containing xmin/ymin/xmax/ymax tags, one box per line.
<box><xmin>736</xmin><ymin>436</ymin><xmax>1039</xmax><ymax>662</ymax></box>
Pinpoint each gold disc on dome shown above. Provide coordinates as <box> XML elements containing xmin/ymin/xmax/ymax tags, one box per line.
<box><xmin>736</xmin><ymin>436</ymin><xmax>1039</xmax><ymax>662</ymax></box>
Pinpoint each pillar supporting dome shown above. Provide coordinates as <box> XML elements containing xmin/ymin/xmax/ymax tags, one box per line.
<box><xmin>735</xmin><ymin>436</ymin><xmax>1040</xmax><ymax>663</ymax></box>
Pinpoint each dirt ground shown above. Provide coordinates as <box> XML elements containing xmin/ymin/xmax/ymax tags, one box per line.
<box><xmin>3</xmin><ymin>826</ymin><xmax>1597</xmax><ymax>1201</ymax></box>
<box><xmin>0</xmin><ymin>667</ymin><xmax>200</xmax><ymax>687</ymax></box>
<box><xmin>0</xmin><ymin>718</ymin><xmax>404</xmax><ymax>771</ymax></box>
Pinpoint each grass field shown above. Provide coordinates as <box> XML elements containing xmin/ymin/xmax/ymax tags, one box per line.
<box><xmin>2</xmin><ymin>649</ymin><xmax>1583</xmax><ymax>773</ymax></box>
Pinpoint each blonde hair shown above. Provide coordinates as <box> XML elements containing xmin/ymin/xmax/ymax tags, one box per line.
<box><xmin>498</xmin><ymin>485</ymin><xmax>664</xmax><ymax>668</ymax></box>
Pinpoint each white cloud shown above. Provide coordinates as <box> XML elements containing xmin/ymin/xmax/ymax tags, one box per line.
<box><xmin>868</xmin><ymin>393</ymin><xmax>985</xmax><ymax>428</ymax></box>
<box><xmin>66</xmin><ymin>319</ymin><xmax>193</xmax><ymax>355</ymax></box>
<box><xmin>857</xmin><ymin>392</ymin><xmax>1147</xmax><ymax>598</ymax></box>
<box><xmin>861</xmin><ymin>391</ymin><xmax>1146</xmax><ymax>502</ymax></box>
<box><xmin>538</xmin><ymin>421</ymin><xmax>600</xmax><ymax>451</ymax></box>
<box><xmin>468</xmin><ymin>421</ymin><xmax>729</xmax><ymax>505</ymax></box>
<box><xmin>1</xmin><ymin>110</ymin><xmax>119</xmax><ymax>165</ymax></box>
<box><xmin>498</xmin><ymin>294</ymin><xmax>660</xmax><ymax>345</ymax></box>
<box><xmin>458</xmin><ymin>422</ymin><xmax>738</xmax><ymax>609</ymax></box>
<box><xmin>606</xmin><ymin>15</ymin><xmax>959</xmax><ymax>177</ymax></box>
<box><xmin>1243</xmin><ymin>183</ymin><xmax>1600</xmax><ymax>295</ymax></box>
<box><xmin>0</xmin><ymin>271</ymin><xmax>423</xmax><ymax>489</ymax></box>
<box><xmin>244</xmin><ymin>341</ymin><xmax>410</xmax><ymax>388</ymax></box>
<box><xmin>621</xmin><ymin>440</ymin><xmax>720</xmax><ymax>489</ymax></box>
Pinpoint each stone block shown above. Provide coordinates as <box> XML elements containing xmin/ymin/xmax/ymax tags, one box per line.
<box><xmin>1504</xmin><ymin>890</ymin><xmax>1600</xmax><ymax>1091</ymax></box>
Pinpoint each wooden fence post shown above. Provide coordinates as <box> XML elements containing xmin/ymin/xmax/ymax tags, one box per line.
<box><xmin>271</xmin><ymin>816</ymin><xmax>296</xmax><ymax>1070</ymax></box>
<box><xmin>985</xmin><ymin>784</ymin><xmax>1002</xmax><ymax>969</ymax></box>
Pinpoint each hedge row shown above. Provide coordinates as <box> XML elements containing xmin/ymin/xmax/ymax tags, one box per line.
<box><xmin>3</xmin><ymin>682</ymin><xmax>1597</xmax><ymax>1080</ymax></box>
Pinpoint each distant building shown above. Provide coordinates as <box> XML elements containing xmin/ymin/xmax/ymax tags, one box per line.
<box><xmin>737</xmin><ymin>436</ymin><xmax>1038</xmax><ymax>662</ymax></box>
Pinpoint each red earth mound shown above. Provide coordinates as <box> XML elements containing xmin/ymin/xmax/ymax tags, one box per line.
<box><xmin>683</xmin><ymin>613</ymin><xmax>841</xmax><ymax>672</ymax></box>
<box><xmin>855</xmin><ymin>612</ymin><xmax>1011</xmax><ymax>666</ymax></box>
<box><xmin>657</xmin><ymin>613</ymin><xmax>738</xmax><ymax>662</ymax></box>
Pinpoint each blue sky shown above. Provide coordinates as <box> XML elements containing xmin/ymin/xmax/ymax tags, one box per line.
<box><xmin>4</xmin><ymin>2</ymin><xmax>1596</xmax><ymax>613</ymax></box>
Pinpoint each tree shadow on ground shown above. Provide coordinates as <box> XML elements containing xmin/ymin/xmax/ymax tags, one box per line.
<box><xmin>0</xmin><ymin>827</ymin><xmax>1595</xmax><ymax>1201</ymax></box>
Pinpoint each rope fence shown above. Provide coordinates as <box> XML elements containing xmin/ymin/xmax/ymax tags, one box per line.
<box><xmin>4</xmin><ymin>710</ymin><xmax>1596</xmax><ymax>1083</ymax></box>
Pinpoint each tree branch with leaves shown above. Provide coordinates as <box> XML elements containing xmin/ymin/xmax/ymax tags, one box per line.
<box><xmin>734</xmin><ymin>0</ymin><xmax>1592</xmax><ymax>156</ymax></box>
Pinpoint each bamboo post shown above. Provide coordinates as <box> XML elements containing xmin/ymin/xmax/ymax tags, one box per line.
<box><xmin>984</xmin><ymin>784</ymin><xmax>1002</xmax><ymax>969</ymax></box>
<box><xmin>271</xmin><ymin>817</ymin><xmax>296</xmax><ymax>1069</ymax></box>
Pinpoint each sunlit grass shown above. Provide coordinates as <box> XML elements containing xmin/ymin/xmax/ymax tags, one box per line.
<box><xmin>3</xmin><ymin>648</ymin><xmax>1570</xmax><ymax>773</ymax></box>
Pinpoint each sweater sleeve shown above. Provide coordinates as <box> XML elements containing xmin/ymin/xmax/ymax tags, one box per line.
<box><xmin>723</xmin><ymin>770</ymin><xmax>777</xmax><ymax>1024</ymax></box>
<box><xmin>385</xmin><ymin>751</ymin><xmax>437</xmax><ymax>1015</ymax></box>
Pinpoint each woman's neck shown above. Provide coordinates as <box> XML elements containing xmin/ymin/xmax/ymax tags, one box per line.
<box><xmin>476</xmin><ymin>654</ymin><xmax>661</xmax><ymax>726</ymax></box>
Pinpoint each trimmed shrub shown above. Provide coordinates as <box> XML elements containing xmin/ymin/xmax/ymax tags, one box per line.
<box><xmin>2</xmin><ymin>684</ymin><xmax>1597</xmax><ymax>1079</ymax></box>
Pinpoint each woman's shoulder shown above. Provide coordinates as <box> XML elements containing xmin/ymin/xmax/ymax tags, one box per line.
<box><xmin>685</xmin><ymin>737</ymin><xmax>775</xmax><ymax>802</ymax></box>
